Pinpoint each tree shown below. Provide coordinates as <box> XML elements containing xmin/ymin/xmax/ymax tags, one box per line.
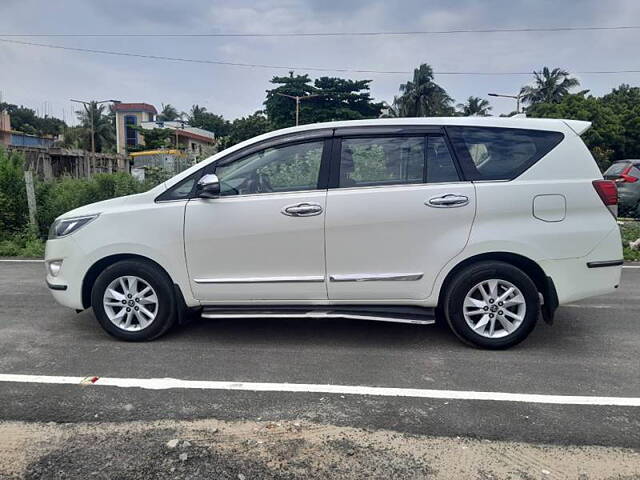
<box><xmin>457</xmin><ymin>96</ymin><xmax>492</xmax><ymax>116</ymax></box>
<box><xmin>520</xmin><ymin>67</ymin><xmax>581</xmax><ymax>107</ymax></box>
<box><xmin>394</xmin><ymin>64</ymin><xmax>455</xmax><ymax>117</ymax></box>
<box><xmin>308</xmin><ymin>77</ymin><xmax>383</xmax><ymax>123</ymax></box>
<box><xmin>264</xmin><ymin>72</ymin><xmax>384</xmax><ymax>129</ymax></box>
<box><xmin>0</xmin><ymin>102</ymin><xmax>66</xmax><ymax>136</ymax></box>
<box><xmin>228</xmin><ymin>112</ymin><xmax>273</xmax><ymax>145</ymax></box>
<box><xmin>74</xmin><ymin>101</ymin><xmax>116</xmax><ymax>152</ymax></box>
<box><xmin>132</xmin><ymin>128</ymin><xmax>174</xmax><ymax>151</ymax></box>
<box><xmin>187</xmin><ymin>104</ymin><xmax>231</xmax><ymax>136</ymax></box>
<box><xmin>264</xmin><ymin>72</ymin><xmax>317</xmax><ymax>129</ymax></box>
<box><xmin>157</xmin><ymin>104</ymin><xmax>180</xmax><ymax>121</ymax></box>
<box><xmin>527</xmin><ymin>92</ymin><xmax>623</xmax><ymax>171</ymax></box>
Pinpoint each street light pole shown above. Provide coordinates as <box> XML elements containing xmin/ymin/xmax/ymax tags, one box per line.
<box><xmin>488</xmin><ymin>92</ymin><xmax>523</xmax><ymax>114</ymax></box>
<box><xmin>71</xmin><ymin>99</ymin><xmax>120</xmax><ymax>177</ymax></box>
<box><xmin>275</xmin><ymin>93</ymin><xmax>321</xmax><ymax>126</ymax></box>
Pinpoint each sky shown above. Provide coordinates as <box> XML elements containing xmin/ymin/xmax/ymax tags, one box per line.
<box><xmin>1</xmin><ymin>0</ymin><xmax>640</xmax><ymax>125</ymax></box>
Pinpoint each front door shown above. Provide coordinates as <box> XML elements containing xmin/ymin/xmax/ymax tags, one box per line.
<box><xmin>325</xmin><ymin>133</ymin><xmax>476</xmax><ymax>301</ymax></box>
<box><xmin>184</xmin><ymin>139</ymin><xmax>330</xmax><ymax>302</ymax></box>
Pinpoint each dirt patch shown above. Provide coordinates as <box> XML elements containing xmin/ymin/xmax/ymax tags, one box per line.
<box><xmin>0</xmin><ymin>419</ymin><xmax>637</xmax><ymax>479</ymax></box>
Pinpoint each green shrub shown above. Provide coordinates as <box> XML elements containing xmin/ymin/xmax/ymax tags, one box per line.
<box><xmin>0</xmin><ymin>147</ymin><xmax>28</xmax><ymax>234</ymax></box>
<box><xmin>620</xmin><ymin>220</ymin><xmax>640</xmax><ymax>262</ymax></box>
<box><xmin>0</xmin><ymin>231</ymin><xmax>45</xmax><ymax>257</ymax></box>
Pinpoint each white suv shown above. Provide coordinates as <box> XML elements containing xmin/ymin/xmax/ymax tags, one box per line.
<box><xmin>45</xmin><ymin>117</ymin><xmax>623</xmax><ymax>349</ymax></box>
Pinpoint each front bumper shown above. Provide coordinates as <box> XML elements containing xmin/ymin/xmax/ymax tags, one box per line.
<box><xmin>45</xmin><ymin>236</ymin><xmax>87</xmax><ymax>310</ymax></box>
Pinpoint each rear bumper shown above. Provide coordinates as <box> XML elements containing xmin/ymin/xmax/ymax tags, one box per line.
<box><xmin>540</xmin><ymin>228</ymin><xmax>623</xmax><ymax>305</ymax></box>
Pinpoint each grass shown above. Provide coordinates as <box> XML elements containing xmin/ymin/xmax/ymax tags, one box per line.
<box><xmin>619</xmin><ymin>219</ymin><xmax>640</xmax><ymax>262</ymax></box>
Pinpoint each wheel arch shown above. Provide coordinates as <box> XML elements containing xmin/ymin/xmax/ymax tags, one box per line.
<box><xmin>437</xmin><ymin>252</ymin><xmax>558</xmax><ymax>324</ymax></box>
<box><xmin>81</xmin><ymin>253</ymin><xmax>187</xmax><ymax>312</ymax></box>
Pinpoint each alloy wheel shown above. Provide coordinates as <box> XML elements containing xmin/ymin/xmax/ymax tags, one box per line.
<box><xmin>102</xmin><ymin>275</ymin><xmax>158</xmax><ymax>331</ymax></box>
<box><xmin>462</xmin><ymin>279</ymin><xmax>526</xmax><ymax>339</ymax></box>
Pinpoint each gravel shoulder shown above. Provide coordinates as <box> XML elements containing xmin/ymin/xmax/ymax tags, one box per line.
<box><xmin>1</xmin><ymin>419</ymin><xmax>639</xmax><ymax>480</ymax></box>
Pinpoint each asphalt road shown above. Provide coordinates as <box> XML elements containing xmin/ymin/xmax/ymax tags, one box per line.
<box><xmin>1</xmin><ymin>261</ymin><xmax>639</xmax><ymax>451</ymax></box>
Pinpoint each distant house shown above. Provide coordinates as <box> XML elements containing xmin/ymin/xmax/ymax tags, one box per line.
<box><xmin>114</xmin><ymin>103</ymin><xmax>216</xmax><ymax>156</ymax></box>
<box><xmin>114</xmin><ymin>103</ymin><xmax>158</xmax><ymax>154</ymax></box>
<box><xmin>139</xmin><ymin>120</ymin><xmax>216</xmax><ymax>156</ymax></box>
<box><xmin>0</xmin><ymin>110</ymin><xmax>55</xmax><ymax>148</ymax></box>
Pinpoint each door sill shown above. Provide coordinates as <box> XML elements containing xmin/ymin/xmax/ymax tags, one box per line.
<box><xmin>201</xmin><ymin>305</ymin><xmax>436</xmax><ymax>325</ymax></box>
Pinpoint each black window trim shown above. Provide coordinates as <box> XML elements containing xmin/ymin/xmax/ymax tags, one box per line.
<box><xmin>445</xmin><ymin>126</ymin><xmax>565</xmax><ymax>182</ymax></box>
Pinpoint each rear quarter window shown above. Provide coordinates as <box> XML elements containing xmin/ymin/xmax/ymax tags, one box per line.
<box><xmin>447</xmin><ymin>126</ymin><xmax>564</xmax><ymax>181</ymax></box>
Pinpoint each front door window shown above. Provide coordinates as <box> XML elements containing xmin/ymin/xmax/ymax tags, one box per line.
<box><xmin>215</xmin><ymin>141</ymin><xmax>324</xmax><ymax>196</ymax></box>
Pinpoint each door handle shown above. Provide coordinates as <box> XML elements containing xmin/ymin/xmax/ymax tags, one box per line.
<box><xmin>426</xmin><ymin>194</ymin><xmax>469</xmax><ymax>208</ymax></box>
<box><xmin>281</xmin><ymin>202</ymin><xmax>323</xmax><ymax>217</ymax></box>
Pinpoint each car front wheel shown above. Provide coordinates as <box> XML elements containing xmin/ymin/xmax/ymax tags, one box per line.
<box><xmin>443</xmin><ymin>261</ymin><xmax>539</xmax><ymax>349</ymax></box>
<box><xmin>91</xmin><ymin>259</ymin><xmax>177</xmax><ymax>341</ymax></box>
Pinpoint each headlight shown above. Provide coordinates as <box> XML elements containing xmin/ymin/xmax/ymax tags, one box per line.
<box><xmin>48</xmin><ymin>214</ymin><xmax>99</xmax><ymax>239</ymax></box>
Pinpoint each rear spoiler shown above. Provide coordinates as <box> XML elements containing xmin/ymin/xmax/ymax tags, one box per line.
<box><xmin>563</xmin><ymin>120</ymin><xmax>592</xmax><ymax>136</ymax></box>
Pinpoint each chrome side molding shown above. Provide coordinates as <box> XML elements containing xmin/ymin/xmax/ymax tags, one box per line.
<box><xmin>194</xmin><ymin>275</ymin><xmax>325</xmax><ymax>284</ymax></box>
<box><xmin>329</xmin><ymin>273</ymin><xmax>423</xmax><ymax>282</ymax></box>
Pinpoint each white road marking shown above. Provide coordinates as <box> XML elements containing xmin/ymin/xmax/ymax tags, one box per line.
<box><xmin>0</xmin><ymin>259</ymin><xmax>44</xmax><ymax>263</ymax></box>
<box><xmin>563</xmin><ymin>304</ymin><xmax>624</xmax><ymax>309</ymax></box>
<box><xmin>0</xmin><ymin>374</ymin><xmax>638</xmax><ymax>407</ymax></box>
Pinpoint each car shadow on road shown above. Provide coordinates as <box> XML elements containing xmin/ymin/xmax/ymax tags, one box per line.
<box><xmin>67</xmin><ymin>306</ymin><xmax>582</xmax><ymax>354</ymax></box>
<box><xmin>160</xmin><ymin>313</ymin><xmax>564</xmax><ymax>352</ymax></box>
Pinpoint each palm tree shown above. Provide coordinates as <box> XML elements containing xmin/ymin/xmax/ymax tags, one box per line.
<box><xmin>520</xmin><ymin>67</ymin><xmax>580</xmax><ymax>106</ymax></box>
<box><xmin>395</xmin><ymin>64</ymin><xmax>455</xmax><ymax>117</ymax></box>
<box><xmin>74</xmin><ymin>101</ymin><xmax>116</xmax><ymax>152</ymax></box>
<box><xmin>158</xmin><ymin>103</ymin><xmax>180</xmax><ymax>121</ymax></box>
<box><xmin>457</xmin><ymin>96</ymin><xmax>492</xmax><ymax>116</ymax></box>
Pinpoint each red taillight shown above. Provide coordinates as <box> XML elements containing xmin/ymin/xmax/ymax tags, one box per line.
<box><xmin>593</xmin><ymin>180</ymin><xmax>618</xmax><ymax>216</ymax></box>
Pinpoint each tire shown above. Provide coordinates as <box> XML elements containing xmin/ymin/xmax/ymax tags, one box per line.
<box><xmin>443</xmin><ymin>261</ymin><xmax>539</xmax><ymax>349</ymax></box>
<box><xmin>91</xmin><ymin>259</ymin><xmax>177</xmax><ymax>341</ymax></box>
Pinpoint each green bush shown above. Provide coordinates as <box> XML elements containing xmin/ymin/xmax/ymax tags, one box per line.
<box><xmin>620</xmin><ymin>220</ymin><xmax>640</xmax><ymax>262</ymax></box>
<box><xmin>0</xmin><ymin>231</ymin><xmax>45</xmax><ymax>257</ymax></box>
<box><xmin>0</xmin><ymin>147</ymin><xmax>29</xmax><ymax>234</ymax></box>
<box><xmin>0</xmin><ymin>144</ymin><xmax>169</xmax><ymax>251</ymax></box>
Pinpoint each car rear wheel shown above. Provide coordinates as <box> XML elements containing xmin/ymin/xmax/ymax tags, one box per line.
<box><xmin>443</xmin><ymin>261</ymin><xmax>539</xmax><ymax>349</ymax></box>
<box><xmin>91</xmin><ymin>259</ymin><xmax>177</xmax><ymax>341</ymax></box>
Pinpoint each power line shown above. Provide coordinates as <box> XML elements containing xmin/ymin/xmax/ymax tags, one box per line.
<box><xmin>1</xmin><ymin>25</ymin><xmax>640</xmax><ymax>37</ymax></box>
<box><xmin>2</xmin><ymin>38</ymin><xmax>640</xmax><ymax>76</ymax></box>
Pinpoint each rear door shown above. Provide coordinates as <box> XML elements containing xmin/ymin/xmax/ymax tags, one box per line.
<box><xmin>324</xmin><ymin>129</ymin><xmax>476</xmax><ymax>301</ymax></box>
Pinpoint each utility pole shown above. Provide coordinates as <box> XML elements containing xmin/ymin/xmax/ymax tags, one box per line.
<box><xmin>71</xmin><ymin>99</ymin><xmax>120</xmax><ymax>177</ymax></box>
<box><xmin>488</xmin><ymin>92</ymin><xmax>523</xmax><ymax>114</ymax></box>
<box><xmin>275</xmin><ymin>93</ymin><xmax>321</xmax><ymax>126</ymax></box>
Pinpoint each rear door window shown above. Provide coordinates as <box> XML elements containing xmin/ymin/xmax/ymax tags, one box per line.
<box><xmin>338</xmin><ymin>136</ymin><xmax>425</xmax><ymax>188</ymax></box>
<box><xmin>447</xmin><ymin>127</ymin><xmax>564</xmax><ymax>181</ymax></box>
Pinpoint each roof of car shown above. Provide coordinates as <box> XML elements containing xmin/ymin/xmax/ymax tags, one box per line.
<box><xmin>251</xmin><ymin>117</ymin><xmax>588</xmax><ymax>139</ymax></box>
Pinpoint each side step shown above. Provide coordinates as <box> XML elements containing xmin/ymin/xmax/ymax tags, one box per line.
<box><xmin>201</xmin><ymin>305</ymin><xmax>436</xmax><ymax>325</ymax></box>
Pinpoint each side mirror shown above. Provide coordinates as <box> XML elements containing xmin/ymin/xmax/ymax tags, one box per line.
<box><xmin>196</xmin><ymin>173</ymin><xmax>221</xmax><ymax>198</ymax></box>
